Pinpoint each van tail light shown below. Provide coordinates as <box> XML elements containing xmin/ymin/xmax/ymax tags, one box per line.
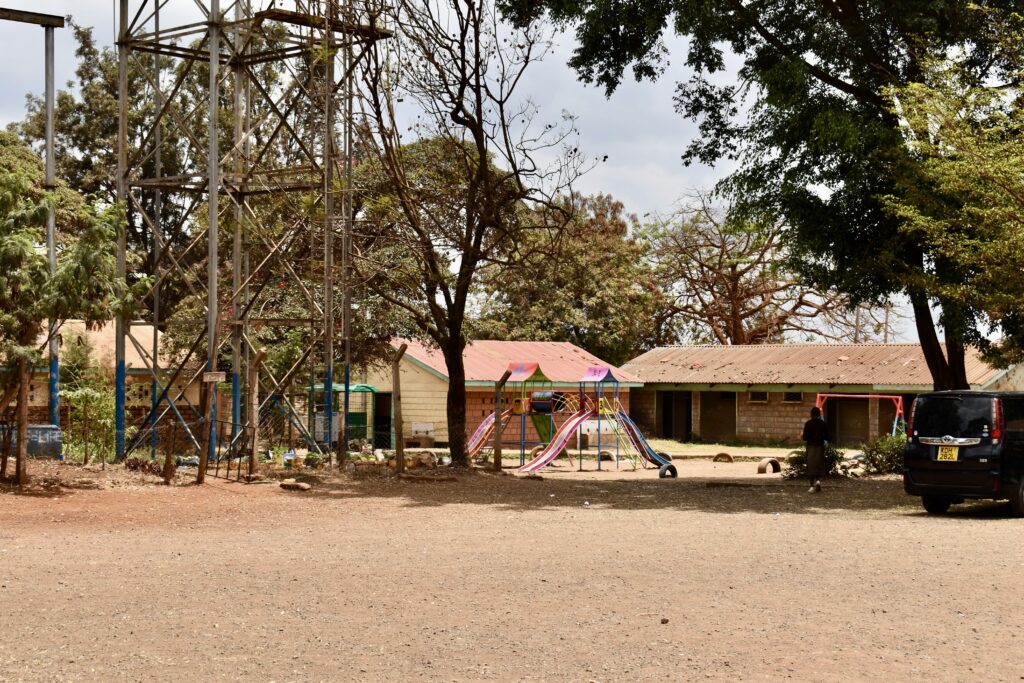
<box><xmin>907</xmin><ymin>398</ymin><xmax>918</xmax><ymax>438</ymax></box>
<box><xmin>992</xmin><ymin>398</ymin><xmax>1003</xmax><ymax>441</ymax></box>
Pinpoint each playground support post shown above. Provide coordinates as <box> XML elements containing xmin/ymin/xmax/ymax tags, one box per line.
<box><xmin>392</xmin><ymin>343</ymin><xmax>408</xmax><ymax>474</ymax></box>
<box><xmin>492</xmin><ymin>370</ymin><xmax>512</xmax><ymax>471</ymax></box>
<box><xmin>248</xmin><ymin>348</ymin><xmax>267</xmax><ymax>478</ymax></box>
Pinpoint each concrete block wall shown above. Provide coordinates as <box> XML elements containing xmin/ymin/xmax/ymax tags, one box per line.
<box><xmin>735</xmin><ymin>392</ymin><xmax>817</xmax><ymax>445</ymax></box>
<box><xmin>629</xmin><ymin>390</ymin><xmax>656</xmax><ymax>433</ymax></box>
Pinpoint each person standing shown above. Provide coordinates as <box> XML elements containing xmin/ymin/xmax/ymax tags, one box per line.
<box><xmin>801</xmin><ymin>406</ymin><xmax>827</xmax><ymax>493</ymax></box>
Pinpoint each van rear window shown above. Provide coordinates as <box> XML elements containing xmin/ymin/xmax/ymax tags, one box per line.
<box><xmin>914</xmin><ymin>396</ymin><xmax>993</xmax><ymax>438</ymax></box>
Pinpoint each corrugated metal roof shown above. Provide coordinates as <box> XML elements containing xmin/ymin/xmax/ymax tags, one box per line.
<box><xmin>397</xmin><ymin>339</ymin><xmax>644</xmax><ymax>384</ymax></box>
<box><xmin>621</xmin><ymin>344</ymin><xmax>1005</xmax><ymax>389</ymax></box>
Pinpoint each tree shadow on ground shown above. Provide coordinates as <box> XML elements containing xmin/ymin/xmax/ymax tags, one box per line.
<box><xmin>293</xmin><ymin>468</ymin><xmax>927</xmax><ymax>516</ymax></box>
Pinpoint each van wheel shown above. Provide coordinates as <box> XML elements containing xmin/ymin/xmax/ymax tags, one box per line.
<box><xmin>921</xmin><ymin>496</ymin><xmax>952</xmax><ymax>515</ymax></box>
<box><xmin>1010</xmin><ymin>480</ymin><xmax>1024</xmax><ymax>518</ymax></box>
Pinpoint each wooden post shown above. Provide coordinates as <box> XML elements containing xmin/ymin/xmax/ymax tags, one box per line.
<box><xmin>15</xmin><ymin>357</ymin><xmax>28</xmax><ymax>487</ymax></box>
<box><xmin>392</xmin><ymin>343</ymin><xmax>407</xmax><ymax>475</ymax></box>
<box><xmin>493</xmin><ymin>370</ymin><xmax>511</xmax><ymax>471</ymax></box>
<box><xmin>83</xmin><ymin>400</ymin><xmax>90</xmax><ymax>466</ymax></box>
<box><xmin>248</xmin><ymin>348</ymin><xmax>267</xmax><ymax>479</ymax></box>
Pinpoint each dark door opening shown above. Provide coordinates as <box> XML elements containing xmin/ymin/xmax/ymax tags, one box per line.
<box><xmin>374</xmin><ymin>392</ymin><xmax>392</xmax><ymax>449</ymax></box>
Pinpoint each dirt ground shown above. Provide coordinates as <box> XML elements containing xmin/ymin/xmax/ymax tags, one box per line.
<box><xmin>2</xmin><ymin>459</ymin><xmax>1023</xmax><ymax>682</ymax></box>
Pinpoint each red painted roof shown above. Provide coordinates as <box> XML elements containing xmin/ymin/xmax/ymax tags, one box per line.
<box><xmin>622</xmin><ymin>344</ymin><xmax>1006</xmax><ymax>389</ymax></box>
<box><xmin>396</xmin><ymin>339</ymin><xmax>643</xmax><ymax>384</ymax></box>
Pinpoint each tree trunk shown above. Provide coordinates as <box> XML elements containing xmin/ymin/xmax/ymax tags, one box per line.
<box><xmin>909</xmin><ymin>289</ymin><xmax>955</xmax><ymax>390</ymax></box>
<box><xmin>944</xmin><ymin>324</ymin><xmax>970</xmax><ymax>390</ymax></box>
<box><xmin>16</xmin><ymin>357</ymin><xmax>29</xmax><ymax>488</ymax></box>
<box><xmin>444</xmin><ymin>339</ymin><xmax>469</xmax><ymax>467</ymax></box>
<box><xmin>0</xmin><ymin>408</ymin><xmax>11</xmax><ymax>479</ymax></box>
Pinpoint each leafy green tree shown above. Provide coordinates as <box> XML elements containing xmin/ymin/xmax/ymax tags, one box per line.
<box><xmin>476</xmin><ymin>193</ymin><xmax>672</xmax><ymax>365</ymax></box>
<box><xmin>0</xmin><ymin>131</ymin><xmax>125</xmax><ymax>486</ymax></box>
<box><xmin>500</xmin><ymin>0</ymin><xmax>1024</xmax><ymax>388</ymax></box>
<box><xmin>883</xmin><ymin>10</ymin><xmax>1024</xmax><ymax>365</ymax></box>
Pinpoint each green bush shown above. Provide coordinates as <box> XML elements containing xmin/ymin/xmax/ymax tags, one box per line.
<box><xmin>784</xmin><ymin>442</ymin><xmax>844</xmax><ymax>479</ymax></box>
<box><xmin>860</xmin><ymin>433</ymin><xmax>907</xmax><ymax>474</ymax></box>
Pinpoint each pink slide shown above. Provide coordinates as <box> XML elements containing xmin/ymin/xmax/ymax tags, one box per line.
<box><xmin>468</xmin><ymin>408</ymin><xmax>511</xmax><ymax>458</ymax></box>
<box><xmin>517</xmin><ymin>409</ymin><xmax>596</xmax><ymax>473</ymax></box>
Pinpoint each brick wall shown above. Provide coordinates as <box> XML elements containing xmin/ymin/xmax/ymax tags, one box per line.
<box><xmin>630</xmin><ymin>390</ymin><xmax>656</xmax><ymax>433</ymax></box>
<box><xmin>736</xmin><ymin>392</ymin><xmax>817</xmax><ymax>445</ymax></box>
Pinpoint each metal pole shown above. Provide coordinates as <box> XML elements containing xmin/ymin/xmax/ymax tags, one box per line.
<box><xmin>115</xmin><ymin>0</ymin><xmax>128</xmax><ymax>462</ymax></box>
<box><xmin>151</xmin><ymin>4</ymin><xmax>162</xmax><ymax>460</ymax></box>
<box><xmin>44</xmin><ymin>24</ymin><xmax>58</xmax><ymax>428</ymax></box>
<box><xmin>201</xmin><ymin>0</ymin><xmax>221</xmax><ymax>481</ymax></box>
<box><xmin>342</xmin><ymin>0</ymin><xmax>354</xmax><ymax>459</ymax></box>
<box><xmin>323</xmin><ymin>3</ymin><xmax>336</xmax><ymax>462</ymax></box>
<box><xmin>231</xmin><ymin>0</ymin><xmax>246</xmax><ymax>454</ymax></box>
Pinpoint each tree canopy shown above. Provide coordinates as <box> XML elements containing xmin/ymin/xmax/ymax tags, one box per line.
<box><xmin>475</xmin><ymin>193</ymin><xmax>672</xmax><ymax>365</ymax></box>
<box><xmin>500</xmin><ymin>0</ymin><xmax>1024</xmax><ymax>388</ymax></box>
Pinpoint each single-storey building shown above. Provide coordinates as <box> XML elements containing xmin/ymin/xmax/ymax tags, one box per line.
<box><xmin>622</xmin><ymin>344</ymin><xmax>1023</xmax><ymax>447</ymax></box>
<box><xmin>362</xmin><ymin>339</ymin><xmax>643</xmax><ymax>448</ymax></box>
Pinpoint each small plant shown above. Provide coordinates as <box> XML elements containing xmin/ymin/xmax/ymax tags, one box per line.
<box><xmin>304</xmin><ymin>453</ymin><xmax>324</xmax><ymax>469</ymax></box>
<box><xmin>860</xmin><ymin>433</ymin><xmax>907</xmax><ymax>474</ymax></box>
<box><xmin>784</xmin><ymin>442</ymin><xmax>845</xmax><ymax>479</ymax></box>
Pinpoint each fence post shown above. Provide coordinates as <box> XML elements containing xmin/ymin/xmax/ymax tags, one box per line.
<box><xmin>493</xmin><ymin>370</ymin><xmax>511</xmax><ymax>471</ymax></box>
<box><xmin>392</xmin><ymin>343</ymin><xmax>407</xmax><ymax>475</ymax></box>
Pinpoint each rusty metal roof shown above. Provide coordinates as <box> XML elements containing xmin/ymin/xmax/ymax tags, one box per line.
<box><xmin>397</xmin><ymin>339</ymin><xmax>643</xmax><ymax>385</ymax></box>
<box><xmin>621</xmin><ymin>344</ymin><xmax>1007</xmax><ymax>389</ymax></box>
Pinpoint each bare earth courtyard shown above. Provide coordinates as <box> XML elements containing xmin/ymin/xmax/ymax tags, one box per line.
<box><xmin>2</xmin><ymin>460</ymin><xmax>1023</xmax><ymax>682</ymax></box>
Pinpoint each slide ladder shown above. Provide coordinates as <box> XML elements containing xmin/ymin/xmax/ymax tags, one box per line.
<box><xmin>598</xmin><ymin>403</ymin><xmax>639</xmax><ymax>470</ymax></box>
<box><xmin>616</xmin><ymin>409</ymin><xmax>672</xmax><ymax>467</ymax></box>
<box><xmin>518</xmin><ymin>408</ymin><xmax>596</xmax><ymax>474</ymax></box>
<box><xmin>468</xmin><ymin>408</ymin><xmax>512</xmax><ymax>458</ymax></box>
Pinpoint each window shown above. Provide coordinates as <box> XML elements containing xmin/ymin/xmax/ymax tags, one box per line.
<box><xmin>748</xmin><ymin>391</ymin><xmax>769</xmax><ymax>403</ymax></box>
<box><xmin>783</xmin><ymin>392</ymin><xmax>803</xmax><ymax>403</ymax></box>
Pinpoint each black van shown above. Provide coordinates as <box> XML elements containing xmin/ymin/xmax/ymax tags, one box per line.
<box><xmin>904</xmin><ymin>391</ymin><xmax>1024</xmax><ymax>515</ymax></box>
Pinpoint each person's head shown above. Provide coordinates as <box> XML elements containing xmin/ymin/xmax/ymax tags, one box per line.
<box><xmin>810</xmin><ymin>406</ymin><xmax>822</xmax><ymax>419</ymax></box>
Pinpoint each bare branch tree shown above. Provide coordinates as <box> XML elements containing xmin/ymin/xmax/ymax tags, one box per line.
<box><xmin>650</xmin><ymin>192</ymin><xmax>900</xmax><ymax>345</ymax></box>
<box><xmin>352</xmin><ymin>0</ymin><xmax>586</xmax><ymax>465</ymax></box>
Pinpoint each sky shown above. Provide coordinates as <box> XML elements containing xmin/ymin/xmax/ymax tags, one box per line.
<box><xmin>0</xmin><ymin>0</ymin><xmax>725</xmax><ymax>219</ymax></box>
<box><xmin>0</xmin><ymin>0</ymin><xmax>917</xmax><ymax>341</ymax></box>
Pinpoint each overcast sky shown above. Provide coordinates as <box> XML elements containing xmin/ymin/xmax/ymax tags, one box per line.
<box><xmin>0</xmin><ymin>0</ymin><xmax>917</xmax><ymax>341</ymax></box>
<box><xmin>0</xmin><ymin>0</ymin><xmax>729</xmax><ymax>219</ymax></box>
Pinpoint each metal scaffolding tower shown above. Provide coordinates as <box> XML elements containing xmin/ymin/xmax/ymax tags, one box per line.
<box><xmin>115</xmin><ymin>1</ymin><xmax>390</xmax><ymax>479</ymax></box>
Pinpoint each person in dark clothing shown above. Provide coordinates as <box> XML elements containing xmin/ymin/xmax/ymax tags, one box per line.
<box><xmin>801</xmin><ymin>406</ymin><xmax>827</xmax><ymax>493</ymax></box>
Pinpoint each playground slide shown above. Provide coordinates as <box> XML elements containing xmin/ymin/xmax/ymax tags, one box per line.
<box><xmin>518</xmin><ymin>409</ymin><xmax>596</xmax><ymax>474</ymax></box>
<box><xmin>468</xmin><ymin>409</ymin><xmax>512</xmax><ymax>457</ymax></box>
<box><xmin>616</xmin><ymin>410</ymin><xmax>672</xmax><ymax>467</ymax></box>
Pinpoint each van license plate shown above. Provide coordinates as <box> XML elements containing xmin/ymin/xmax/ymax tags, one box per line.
<box><xmin>937</xmin><ymin>446</ymin><xmax>959</xmax><ymax>461</ymax></box>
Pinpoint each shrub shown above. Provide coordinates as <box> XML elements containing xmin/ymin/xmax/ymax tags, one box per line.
<box><xmin>304</xmin><ymin>453</ymin><xmax>324</xmax><ymax>469</ymax></box>
<box><xmin>124</xmin><ymin>456</ymin><xmax>163</xmax><ymax>476</ymax></box>
<box><xmin>860</xmin><ymin>433</ymin><xmax>907</xmax><ymax>474</ymax></box>
<box><xmin>784</xmin><ymin>442</ymin><xmax>844</xmax><ymax>479</ymax></box>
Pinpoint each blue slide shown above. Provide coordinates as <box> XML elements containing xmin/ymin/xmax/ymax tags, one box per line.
<box><xmin>616</xmin><ymin>410</ymin><xmax>672</xmax><ymax>467</ymax></box>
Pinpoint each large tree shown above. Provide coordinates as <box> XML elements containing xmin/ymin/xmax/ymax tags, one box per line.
<box><xmin>0</xmin><ymin>131</ymin><xmax>124</xmax><ymax>487</ymax></box>
<box><xmin>500</xmin><ymin>0</ymin><xmax>1024</xmax><ymax>388</ymax></box>
<box><xmin>883</xmin><ymin>9</ymin><xmax>1024</xmax><ymax>365</ymax></box>
<box><xmin>648</xmin><ymin>193</ymin><xmax>897</xmax><ymax>344</ymax></box>
<box><xmin>475</xmin><ymin>193</ymin><xmax>673</xmax><ymax>365</ymax></box>
<box><xmin>355</xmin><ymin>0</ymin><xmax>582</xmax><ymax>465</ymax></box>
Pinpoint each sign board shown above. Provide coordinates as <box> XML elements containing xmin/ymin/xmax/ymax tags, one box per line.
<box><xmin>203</xmin><ymin>371</ymin><xmax>227</xmax><ymax>383</ymax></box>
